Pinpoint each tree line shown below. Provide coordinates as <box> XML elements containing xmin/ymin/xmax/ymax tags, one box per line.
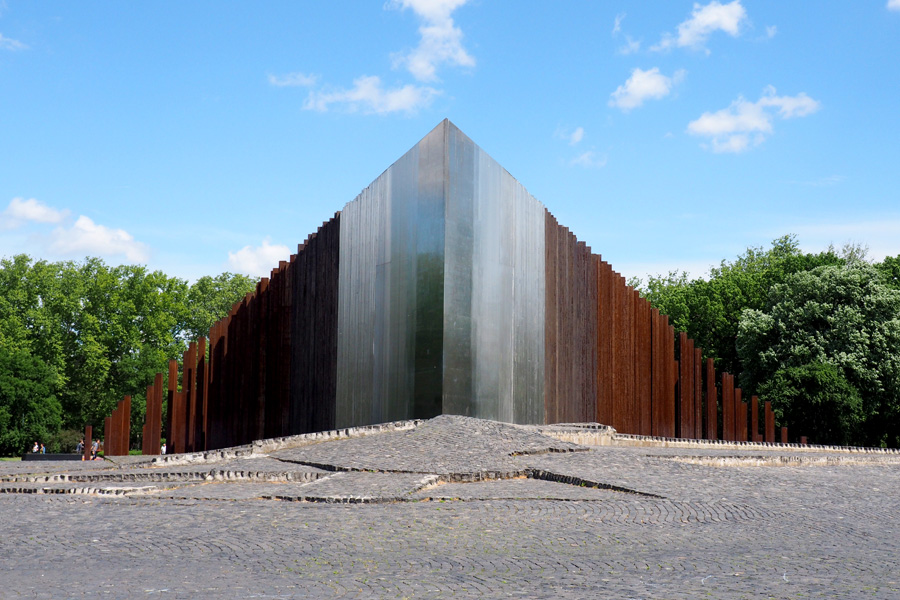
<box><xmin>3</xmin><ymin>237</ymin><xmax>899</xmax><ymax>454</ymax></box>
<box><xmin>0</xmin><ymin>254</ymin><xmax>257</xmax><ymax>456</ymax></box>
<box><xmin>636</xmin><ymin>235</ymin><xmax>900</xmax><ymax>447</ymax></box>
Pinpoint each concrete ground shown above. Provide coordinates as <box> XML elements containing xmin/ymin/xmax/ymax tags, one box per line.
<box><xmin>2</xmin><ymin>415</ymin><xmax>899</xmax><ymax>599</ymax></box>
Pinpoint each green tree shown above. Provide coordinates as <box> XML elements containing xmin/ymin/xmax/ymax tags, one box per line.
<box><xmin>757</xmin><ymin>362</ymin><xmax>863</xmax><ymax>446</ymax></box>
<box><xmin>640</xmin><ymin>235</ymin><xmax>843</xmax><ymax>374</ymax></box>
<box><xmin>184</xmin><ymin>272</ymin><xmax>258</xmax><ymax>340</ymax></box>
<box><xmin>737</xmin><ymin>262</ymin><xmax>900</xmax><ymax>446</ymax></box>
<box><xmin>1</xmin><ymin>254</ymin><xmax>258</xmax><ymax>446</ymax></box>
<box><xmin>0</xmin><ymin>346</ymin><xmax>62</xmax><ymax>456</ymax></box>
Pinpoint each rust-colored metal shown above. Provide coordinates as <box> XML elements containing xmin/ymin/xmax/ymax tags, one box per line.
<box><xmin>800</xmin><ymin>435</ymin><xmax>808</xmax><ymax>445</ymax></box>
<box><xmin>781</xmin><ymin>427</ymin><xmax>788</xmax><ymax>444</ymax></box>
<box><xmin>661</xmin><ymin>320</ymin><xmax>676</xmax><ymax>438</ymax></box>
<box><xmin>751</xmin><ymin>395</ymin><xmax>760</xmax><ymax>442</ymax></box>
<box><xmin>765</xmin><ymin>400</ymin><xmax>775</xmax><ymax>443</ymax></box>
<box><xmin>650</xmin><ymin>308</ymin><xmax>662</xmax><ymax>436</ymax></box>
<box><xmin>734</xmin><ymin>388</ymin><xmax>745</xmax><ymax>442</ymax></box>
<box><xmin>598</xmin><ymin>261</ymin><xmax>614</xmax><ymax>427</ymax></box>
<box><xmin>635</xmin><ymin>293</ymin><xmax>652</xmax><ymax>436</ymax></box>
<box><xmin>678</xmin><ymin>332</ymin><xmax>694</xmax><ymax>438</ymax></box>
<box><xmin>721</xmin><ymin>373</ymin><xmax>734</xmax><ymax>441</ymax></box>
<box><xmin>705</xmin><ymin>358</ymin><xmax>717</xmax><ymax>439</ymax></box>
<box><xmin>693</xmin><ymin>347</ymin><xmax>702</xmax><ymax>439</ymax></box>
<box><xmin>166</xmin><ymin>359</ymin><xmax>177</xmax><ymax>452</ymax></box>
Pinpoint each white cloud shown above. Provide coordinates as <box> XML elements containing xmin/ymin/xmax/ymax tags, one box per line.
<box><xmin>569</xmin><ymin>150</ymin><xmax>607</xmax><ymax>169</ymax></box>
<box><xmin>228</xmin><ymin>238</ymin><xmax>290</xmax><ymax>278</ymax></box>
<box><xmin>0</xmin><ymin>32</ymin><xmax>26</xmax><ymax>51</ymax></box>
<box><xmin>554</xmin><ymin>126</ymin><xmax>585</xmax><ymax>146</ymax></box>
<box><xmin>389</xmin><ymin>0</ymin><xmax>475</xmax><ymax>82</ymax></box>
<box><xmin>687</xmin><ymin>86</ymin><xmax>820</xmax><ymax>153</ymax></box>
<box><xmin>766</xmin><ymin>25</ymin><xmax>777</xmax><ymax>38</ymax></box>
<box><xmin>303</xmin><ymin>75</ymin><xmax>439</xmax><ymax>114</ymax></box>
<box><xmin>617</xmin><ymin>36</ymin><xmax>641</xmax><ymax>55</ymax></box>
<box><xmin>612</xmin><ymin>12</ymin><xmax>625</xmax><ymax>35</ymax></box>
<box><xmin>652</xmin><ymin>0</ymin><xmax>747</xmax><ymax>53</ymax></box>
<box><xmin>889</xmin><ymin>0</ymin><xmax>900</xmax><ymax>11</ymax></box>
<box><xmin>50</xmin><ymin>216</ymin><xmax>149</xmax><ymax>262</ymax></box>
<box><xmin>268</xmin><ymin>72</ymin><xmax>318</xmax><ymax>87</ymax></box>
<box><xmin>1</xmin><ymin>197</ymin><xmax>69</xmax><ymax>229</ymax></box>
<box><xmin>609</xmin><ymin>67</ymin><xmax>685</xmax><ymax>111</ymax></box>
<box><xmin>757</xmin><ymin>86</ymin><xmax>820</xmax><ymax>118</ymax></box>
<box><xmin>568</xmin><ymin>126</ymin><xmax>584</xmax><ymax>145</ymax></box>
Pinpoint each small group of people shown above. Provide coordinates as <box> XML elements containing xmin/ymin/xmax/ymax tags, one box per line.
<box><xmin>74</xmin><ymin>438</ymin><xmax>102</xmax><ymax>460</ymax></box>
<box><xmin>31</xmin><ymin>442</ymin><xmax>45</xmax><ymax>454</ymax></box>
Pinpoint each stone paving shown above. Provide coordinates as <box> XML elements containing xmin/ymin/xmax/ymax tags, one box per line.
<box><xmin>2</xmin><ymin>415</ymin><xmax>900</xmax><ymax>599</ymax></box>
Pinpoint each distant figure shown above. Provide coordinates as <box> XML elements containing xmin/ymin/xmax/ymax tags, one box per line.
<box><xmin>91</xmin><ymin>439</ymin><xmax>99</xmax><ymax>459</ymax></box>
<box><xmin>40</xmin><ymin>443</ymin><xmax>45</xmax><ymax>454</ymax></box>
<box><xmin>160</xmin><ymin>442</ymin><xmax>167</xmax><ymax>455</ymax></box>
<box><xmin>75</xmin><ymin>439</ymin><xmax>84</xmax><ymax>454</ymax></box>
<box><xmin>32</xmin><ymin>442</ymin><xmax>39</xmax><ymax>453</ymax></box>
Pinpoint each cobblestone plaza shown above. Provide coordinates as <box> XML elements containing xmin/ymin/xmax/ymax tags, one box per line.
<box><xmin>3</xmin><ymin>416</ymin><xmax>899</xmax><ymax>599</ymax></box>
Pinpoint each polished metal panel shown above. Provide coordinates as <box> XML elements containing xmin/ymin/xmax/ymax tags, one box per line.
<box><xmin>337</xmin><ymin>120</ymin><xmax>545</xmax><ymax>428</ymax></box>
<box><xmin>337</xmin><ymin>122</ymin><xmax>446</xmax><ymax>427</ymax></box>
<box><xmin>443</xmin><ymin>124</ymin><xmax>545</xmax><ymax>424</ymax></box>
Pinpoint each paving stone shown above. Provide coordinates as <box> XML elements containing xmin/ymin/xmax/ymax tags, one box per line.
<box><xmin>0</xmin><ymin>415</ymin><xmax>898</xmax><ymax>599</ymax></box>
<box><xmin>273</xmin><ymin>414</ymin><xmax>584</xmax><ymax>475</ymax></box>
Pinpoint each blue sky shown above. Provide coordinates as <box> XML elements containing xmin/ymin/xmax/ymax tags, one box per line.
<box><xmin>2</xmin><ymin>1</ymin><xmax>899</xmax><ymax>283</ymax></box>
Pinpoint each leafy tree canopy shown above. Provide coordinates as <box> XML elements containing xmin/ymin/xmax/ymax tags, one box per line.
<box><xmin>0</xmin><ymin>255</ymin><xmax>257</xmax><ymax>454</ymax></box>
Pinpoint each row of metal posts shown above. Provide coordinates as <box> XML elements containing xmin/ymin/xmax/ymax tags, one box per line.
<box><xmin>96</xmin><ymin>208</ymin><xmax>803</xmax><ymax>454</ymax></box>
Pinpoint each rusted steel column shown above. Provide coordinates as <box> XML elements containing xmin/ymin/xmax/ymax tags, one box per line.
<box><xmin>751</xmin><ymin>395</ymin><xmax>761</xmax><ymax>442</ymax></box>
<box><xmin>800</xmin><ymin>436</ymin><xmax>808</xmax><ymax>445</ymax></box>
<box><xmin>166</xmin><ymin>359</ymin><xmax>177</xmax><ymax>453</ymax></box>
<box><xmin>781</xmin><ymin>427</ymin><xmax>788</xmax><ymax>444</ymax></box>
<box><xmin>153</xmin><ymin>372</ymin><xmax>163</xmax><ymax>454</ymax></box>
<box><xmin>705</xmin><ymin>358</ymin><xmax>717</xmax><ymax>439</ymax></box>
<box><xmin>83</xmin><ymin>425</ymin><xmax>92</xmax><ymax>461</ymax></box>
<box><xmin>196</xmin><ymin>337</ymin><xmax>208</xmax><ymax>452</ymax></box>
<box><xmin>598</xmin><ymin>261</ymin><xmax>614</xmax><ymax>427</ymax></box>
<box><xmin>721</xmin><ymin>373</ymin><xmax>734</xmax><ymax>441</ymax></box>
<box><xmin>693</xmin><ymin>347</ymin><xmax>702</xmax><ymax>439</ymax></box>
<box><xmin>734</xmin><ymin>388</ymin><xmax>745</xmax><ymax>442</ymax></box>
<box><xmin>765</xmin><ymin>401</ymin><xmax>775</xmax><ymax>443</ymax></box>
<box><xmin>663</xmin><ymin>321</ymin><xmax>676</xmax><ymax>438</ymax></box>
<box><xmin>650</xmin><ymin>308</ymin><xmax>662</xmax><ymax>436</ymax></box>
<box><xmin>635</xmin><ymin>294</ymin><xmax>652</xmax><ymax>436</ymax></box>
<box><xmin>678</xmin><ymin>333</ymin><xmax>694</xmax><ymax>439</ymax></box>
<box><xmin>621</xmin><ymin>277</ymin><xmax>635</xmax><ymax>433</ymax></box>
<box><xmin>184</xmin><ymin>343</ymin><xmax>196</xmax><ymax>452</ymax></box>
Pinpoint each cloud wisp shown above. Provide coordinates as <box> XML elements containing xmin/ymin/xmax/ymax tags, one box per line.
<box><xmin>50</xmin><ymin>216</ymin><xmax>149</xmax><ymax>262</ymax></box>
<box><xmin>609</xmin><ymin>67</ymin><xmax>685</xmax><ymax>111</ymax></box>
<box><xmin>687</xmin><ymin>86</ymin><xmax>820</xmax><ymax>152</ymax></box>
<box><xmin>652</xmin><ymin>0</ymin><xmax>747</xmax><ymax>53</ymax></box>
<box><xmin>0</xmin><ymin>32</ymin><xmax>26</xmax><ymax>51</ymax></box>
<box><xmin>275</xmin><ymin>1</ymin><xmax>471</xmax><ymax>115</ymax></box>
<box><xmin>389</xmin><ymin>0</ymin><xmax>475</xmax><ymax>82</ymax></box>
<box><xmin>1</xmin><ymin>197</ymin><xmax>69</xmax><ymax>229</ymax></box>
<box><xmin>267</xmin><ymin>72</ymin><xmax>318</xmax><ymax>88</ymax></box>
<box><xmin>228</xmin><ymin>238</ymin><xmax>291</xmax><ymax>278</ymax></box>
<box><xmin>2</xmin><ymin>197</ymin><xmax>149</xmax><ymax>261</ymax></box>
<box><xmin>569</xmin><ymin>151</ymin><xmax>608</xmax><ymax>169</ymax></box>
<box><xmin>889</xmin><ymin>0</ymin><xmax>900</xmax><ymax>11</ymax></box>
<box><xmin>303</xmin><ymin>75</ymin><xmax>439</xmax><ymax>115</ymax></box>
